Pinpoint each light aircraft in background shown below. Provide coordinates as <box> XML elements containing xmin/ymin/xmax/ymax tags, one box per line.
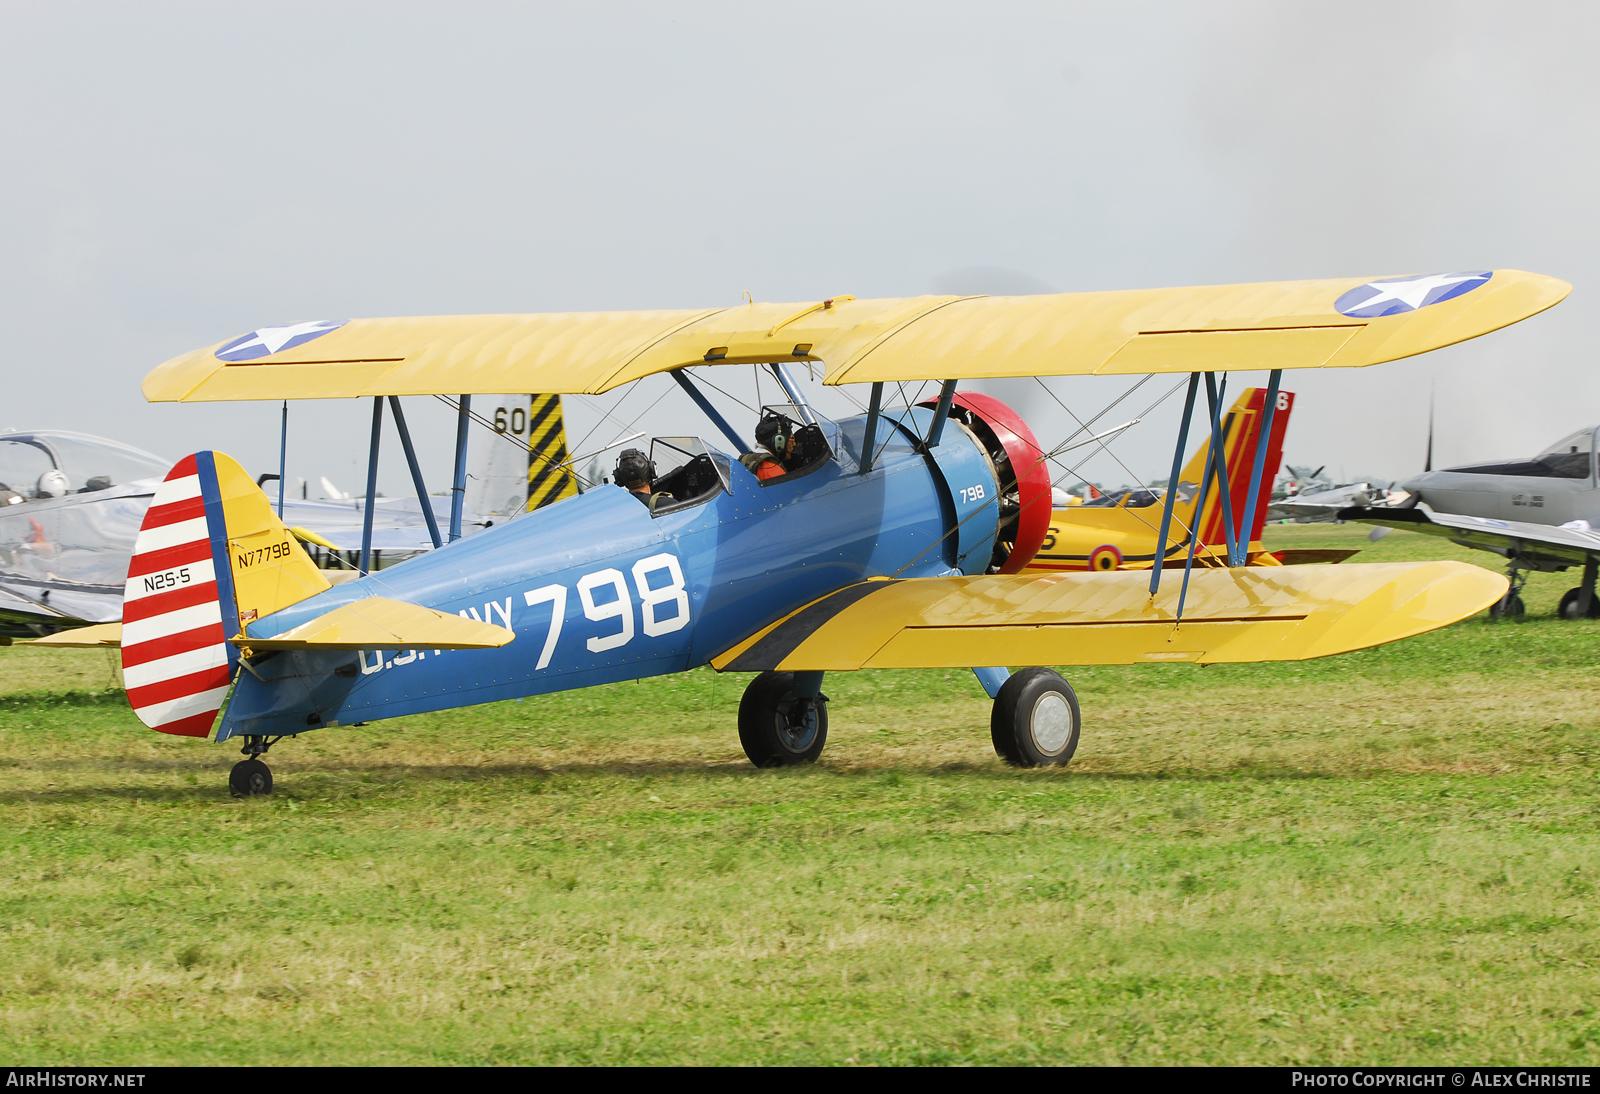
<box><xmin>43</xmin><ymin>270</ymin><xmax>1567</xmax><ymax>795</ymax></box>
<box><xmin>1343</xmin><ymin>423</ymin><xmax>1600</xmax><ymax>619</ymax></box>
<box><xmin>1268</xmin><ymin>478</ymin><xmax>1398</xmax><ymax>523</ymax></box>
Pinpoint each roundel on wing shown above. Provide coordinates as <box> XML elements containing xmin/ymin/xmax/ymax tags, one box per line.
<box><xmin>1334</xmin><ymin>272</ymin><xmax>1491</xmax><ymax>319</ymax></box>
<box><xmin>1089</xmin><ymin>544</ymin><xmax>1122</xmax><ymax>572</ymax></box>
<box><xmin>215</xmin><ymin>320</ymin><xmax>349</xmax><ymax>362</ymax></box>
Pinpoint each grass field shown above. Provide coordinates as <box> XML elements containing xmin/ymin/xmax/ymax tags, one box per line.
<box><xmin>3</xmin><ymin>524</ymin><xmax>1600</xmax><ymax>1065</ymax></box>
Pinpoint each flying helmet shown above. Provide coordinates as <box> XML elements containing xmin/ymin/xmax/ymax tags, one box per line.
<box><xmin>754</xmin><ymin>411</ymin><xmax>797</xmax><ymax>455</ymax></box>
<box><xmin>614</xmin><ymin>448</ymin><xmax>655</xmax><ymax>488</ymax></box>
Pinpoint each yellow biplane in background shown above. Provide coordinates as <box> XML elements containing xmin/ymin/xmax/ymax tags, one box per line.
<box><xmin>1026</xmin><ymin>386</ymin><xmax>1295</xmax><ymax>574</ymax></box>
<box><xmin>61</xmin><ymin>269</ymin><xmax>1572</xmax><ymax>792</ymax></box>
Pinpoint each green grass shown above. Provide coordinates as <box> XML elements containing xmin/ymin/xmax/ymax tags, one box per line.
<box><xmin>3</xmin><ymin>525</ymin><xmax>1600</xmax><ymax>1065</ymax></box>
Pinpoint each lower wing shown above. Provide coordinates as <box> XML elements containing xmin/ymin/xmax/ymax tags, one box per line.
<box><xmin>712</xmin><ymin>562</ymin><xmax>1504</xmax><ymax>672</ymax></box>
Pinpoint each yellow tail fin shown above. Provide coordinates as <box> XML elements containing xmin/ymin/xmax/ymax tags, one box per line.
<box><xmin>211</xmin><ymin>452</ymin><xmax>331</xmax><ymax>627</ymax></box>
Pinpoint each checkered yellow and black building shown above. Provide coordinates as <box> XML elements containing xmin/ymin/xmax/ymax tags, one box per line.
<box><xmin>525</xmin><ymin>394</ymin><xmax>580</xmax><ymax>512</ymax></box>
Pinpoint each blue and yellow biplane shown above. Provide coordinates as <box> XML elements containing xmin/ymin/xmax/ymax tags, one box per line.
<box><xmin>94</xmin><ymin>271</ymin><xmax>1567</xmax><ymax>794</ymax></box>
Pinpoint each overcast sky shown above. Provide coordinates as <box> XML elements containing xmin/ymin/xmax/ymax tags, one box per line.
<box><xmin>2</xmin><ymin>1</ymin><xmax>1594</xmax><ymax>497</ymax></box>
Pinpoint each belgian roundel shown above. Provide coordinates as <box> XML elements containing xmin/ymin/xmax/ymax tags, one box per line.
<box><xmin>1088</xmin><ymin>545</ymin><xmax>1123</xmax><ymax>572</ymax></box>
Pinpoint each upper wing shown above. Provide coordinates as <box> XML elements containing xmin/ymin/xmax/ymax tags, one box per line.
<box><xmin>1341</xmin><ymin>505</ymin><xmax>1600</xmax><ymax>568</ymax></box>
<box><xmin>711</xmin><ymin>562</ymin><xmax>1505</xmax><ymax>672</ymax></box>
<box><xmin>143</xmin><ymin>270</ymin><xmax>1568</xmax><ymax>402</ymax></box>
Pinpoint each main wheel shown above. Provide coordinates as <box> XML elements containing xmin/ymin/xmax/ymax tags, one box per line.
<box><xmin>1489</xmin><ymin>593</ymin><xmax>1526</xmax><ymax>620</ymax></box>
<box><xmin>229</xmin><ymin>758</ymin><xmax>273</xmax><ymax>797</ymax></box>
<box><xmin>738</xmin><ymin>671</ymin><xmax>828</xmax><ymax>767</ymax></box>
<box><xmin>1559</xmin><ymin>588</ymin><xmax>1600</xmax><ymax>619</ymax></box>
<box><xmin>991</xmin><ymin>668</ymin><xmax>1080</xmax><ymax>767</ymax></box>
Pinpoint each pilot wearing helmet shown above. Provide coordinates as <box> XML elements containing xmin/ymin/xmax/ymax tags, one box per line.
<box><xmin>614</xmin><ymin>448</ymin><xmax>674</xmax><ymax>512</ymax></box>
<box><xmin>739</xmin><ymin>413</ymin><xmax>798</xmax><ymax>482</ymax></box>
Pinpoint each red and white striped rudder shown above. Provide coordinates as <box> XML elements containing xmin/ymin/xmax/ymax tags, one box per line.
<box><xmin>120</xmin><ymin>453</ymin><xmax>237</xmax><ymax>737</ymax></box>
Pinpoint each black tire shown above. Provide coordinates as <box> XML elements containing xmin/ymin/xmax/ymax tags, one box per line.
<box><xmin>1559</xmin><ymin>588</ymin><xmax>1600</xmax><ymax>619</ymax></box>
<box><xmin>229</xmin><ymin>758</ymin><xmax>273</xmax><ymax>797</ymax></box>
<box><xmin>991</xmin><ymin>668</ymin><xmax>1080</xmax><ymax>768</ymax></box>
<box><xmin>1489</xmin><ymin>593</ymin><xmax>1526</xmax><ymax>620</ymax></box>
<box><xmin>738</xmin><ymin>671</ymin><xmax>828</xmax><ymax>767</ymax></box>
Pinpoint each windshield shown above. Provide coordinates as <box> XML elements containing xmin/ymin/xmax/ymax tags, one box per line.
<box><xmin>1535</xmin><ymin>429</ymin><xmax>1594</xmax><ymax>479</ymax></box>
<box><xmin>0</xmin><ymin>439</ymin><xmax>56</xmax><ymax>498</ymax></box>
<box><xmin>650</xmin><ymin>437</ymin><xmax>732</xmax><ymax>493</ymax></box>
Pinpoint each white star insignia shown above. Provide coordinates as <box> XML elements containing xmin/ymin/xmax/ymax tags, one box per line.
<box><xmin>225</xmin><ymin>320</ymin><xmax>344</xmax><ymax>357</ymax></box>
<box><xmin>1345</xmin><ymin>272</ymin><xmax>1486</xmax><ymax>314</ymax></box>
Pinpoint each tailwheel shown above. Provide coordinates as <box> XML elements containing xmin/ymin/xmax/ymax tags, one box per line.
<box><xmin>1560</xmin><ymin>588</ymin><xmax>1600</xmax><ymax>619</ymax></box>
<box><xmin>229</xmin><ymin>758</ymin><xmax>273</xmax><ymax>797</ymax></box>
<box><xmin>738</xmin><ymin>670</ymin><xmax>828</xmax><ymax>767</ymax></box>
<box><xmin>991</xmin><ymin>667</ymin><xmax>1080</xmax><ymax>767</ymax></box>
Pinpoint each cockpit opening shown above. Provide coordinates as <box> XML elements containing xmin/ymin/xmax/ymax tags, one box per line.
<box><xmin>737</xmin><ymin>408</ymin><xmax>833</xmax><ymax>486</ymax></box>
<box><xmin>1080</xmin><ymin>487</ymin><xmax>1162</xmax><ymax>509</ymax></box>
<box><xmin>1447</xmin><ymin>427</ymin><xmax>1596</xmax><ymax>480</ymax></box>
<box><xmin>0</xmin><ymin>432</ymin><xmax>168</xmax><ymax>505</ymax></box>
<box><xmin>642</xmin><ymin>437</ymin><xmax>731</xmax><ymax>517</ymax></box>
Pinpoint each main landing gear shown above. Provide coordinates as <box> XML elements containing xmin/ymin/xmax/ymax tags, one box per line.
<box><xmin>1560</xmin><ymin>558</ymin><xmax>1600</xmax><ymax>620</ymax></box>
<box><xmin>1494</xmin><ymin>556</ymin><xmax>1600</xmax><ymax>621</ymax></box>
<box><xmin>1490</xmin><ymin>565</ymin><xmax>1528</xmax><ymax>620</ymax></box>
<box><xmin>991</xmin><ymin>667</ymin><xmax>1081</xmax><ymax>767</ymax></box>
<box><xmin>739</xmin><ymin>671</ymin><xmax>828</xmax><ymax>766</ymax></box>
<box><xmin>229</xmin><ymin>736</ymin><xmax>280</xmax><ymax>797</ymax></box>
<box><xmin>736</xmin><ymin>666</ymin><xmax>1082</xmax><ymax>770</ymax></box>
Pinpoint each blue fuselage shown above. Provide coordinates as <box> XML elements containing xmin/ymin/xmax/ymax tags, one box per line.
<box><xmin>220</xmin><ymin>408</ymin><xmax>1001</xmax><ymax>739</ymax></box>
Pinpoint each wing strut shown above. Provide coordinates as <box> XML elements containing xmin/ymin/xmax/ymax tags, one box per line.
<box><xmin>276</xmin><ymin>400</ymin><xmax>288</xmax><ymax>518</ymax></box>
<box><xmin>672</xmin><ymin>370</ymin><xmax>751</xmax><ymax>455</ymax></box>
<box><xmin>769</xmin><ymin>363</ymin><xmax>817</xmax><ymax>427</ymax></box>
<box><xmin>925</xmin><ymin>379</ymin><xmax>959</xmax><ymax>448</ymax></box>
<box><xmin>448</xmin><ymin>394</ymin><xmax>471</xmax><ymax>542</ymax></box>
<box><xmin>860</xmin><ymin>382</ymin><xmax>885</xmax><ymax>474</ymax></box>
<box><xmin>1177</xmin><ymin>374</ymin><xmax>1230</xmax><ymax>622</ymax></box>
<box><xmin>1149</xmin><ymin>372</ymin><xmax>1201</xmax><ymax>598</ymax></box>
<box><xmin>359</xmin><ymin>396</ymin><xmax>383</xmax><ymax>575</ymax></box>
<box><xmin>387</xmin><ymin>396</ymin><xmax>443</xmax><ymax>550</ymax></box>
<box><xmin>1203</xmin><ymin>374</ymin><xmax>1240</xmax><ymax>564</ymax></box>
<box><xmin>1235</xmin><ymin>369</ymin><xmax>1283</xmax><ymax>565</ymax></box>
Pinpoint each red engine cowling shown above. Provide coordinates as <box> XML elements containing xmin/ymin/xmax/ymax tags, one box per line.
<box><xmin>919</xmin><ymin>391</ymin><xmax>1052</xmax><ymax>574</ymax></box>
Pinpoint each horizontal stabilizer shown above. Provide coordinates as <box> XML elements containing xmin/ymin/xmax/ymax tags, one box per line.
<box><xmin>712</xmin><ymin>562</ymin><xmax>1506</xmax><ymax>672</ymax></box>
<box><xmin>28</xmin><ymin>622</ymin><xmax>122</xmax><ymax>648</ymax></box>
<box><xmin>288</xmin><ymin>525</ymin><xmax>340</xmax><ymax>551</ymax></box>
<box><xmin>234</xmin><ymin>596</ymin><xmax>514</xmax><ymax>651</ymax></box>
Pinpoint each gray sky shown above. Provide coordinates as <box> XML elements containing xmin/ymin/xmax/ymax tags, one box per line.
<box><xmin>2</xmin><ymin>1</ymin><xmax>1594</xmax><ymax>497</ymax></box>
